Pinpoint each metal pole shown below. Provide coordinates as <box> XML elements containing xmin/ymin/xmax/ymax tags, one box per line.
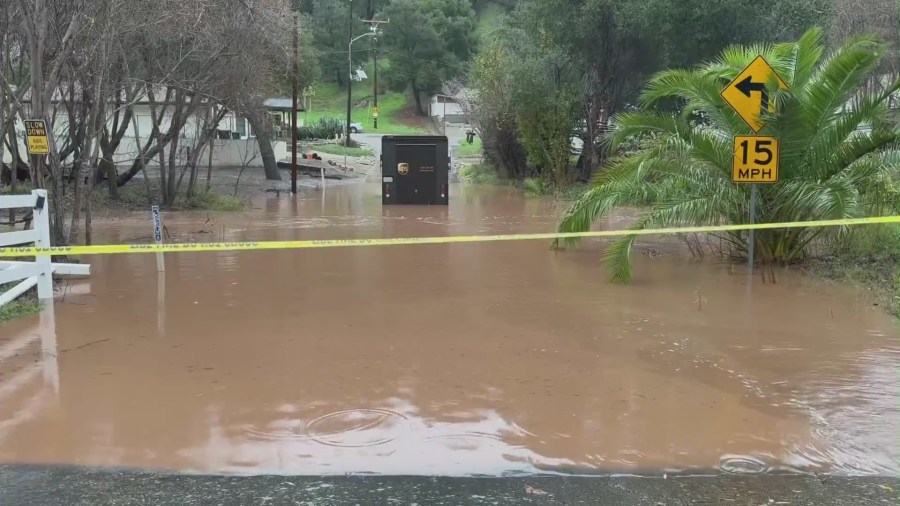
<box><xmin>291</xmin><ymin>12</ymin><xmax>299</xmax><ymax>194</ymax></box>
<box><xmin>152</xmin><ymin>205</ymin><xmax>164</xmax><ymax>272</ymax></box>
<box><xmin>373</xmin><ymin>31</ymin><xmax>378</xmax><ymax>130</ymax></box>
<box><xmin>345</xmin><ymin>0</ymin><xmax>353</xmax><ymax>147</ymax></box>
<box><xmin>748</xmin><ymin>184</ymin><xmax>757</xmax><ymax>272</ymax></box>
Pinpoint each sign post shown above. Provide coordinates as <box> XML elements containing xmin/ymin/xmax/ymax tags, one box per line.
<box><xmin>152</xmin><ymin>206</ymin><xmax>165</xmax><ymax>272</ymax></box>
<box><xmin>721</xmin><ymin>56</ymin><xmax>787</xmax><ymax>272</ymax></box>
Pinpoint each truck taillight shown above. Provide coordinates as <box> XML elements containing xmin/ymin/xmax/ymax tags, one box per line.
<box><xmin>441</xmin><ymin>183</ymin><xmax>446</xmax><ymax>199</ymax></box>
<box><xmin>384</xmin><ymin>183</ymin><xmax>392</xmax><ymax>198</ymax></box>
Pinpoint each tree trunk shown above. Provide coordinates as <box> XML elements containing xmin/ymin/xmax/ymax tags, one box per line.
<box><xmin>411</xmin><ymin>79</ymin><xmax>425</xmax><ymax>116</ymax></box>
<box><xmin>166</xmin><ymin>134</ymin><xmax>179</xmax><ymax>206</ymax></box>
<box><xmin>157</xmin><ymin>136</ymin><xmax>168</xmax><ymax>205</ymax></box>
<box><xmin>100</xmin><ymin>157</ymin><xmax>119</xmax><ymax>199</ymax></box>
<box><xmin>205</xmin><ymin>138</ymin><xmax>214</xmax><ymax>192</ymax></box>
<box><xmin>98</xmin><ymin>102</ymin><xmax>132</xmax><ymax>200</ymax></box>
<box><xmin>117</xmin><ymin>137</ymin><xmax>159</xmax><ymax>187</ymax></box>
<box><xmin>248</xmin><ymin>115</ymin><xmax>281</xmax><ymax>181</ymax></box>
<box><xmin>129</xmin><ymin>106</ymin><xmax>155</xmax><ymax>204</ymax></box>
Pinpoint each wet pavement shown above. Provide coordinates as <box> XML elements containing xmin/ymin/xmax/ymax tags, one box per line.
<box><xmin>2</xmin><ymin>465</ymin><xmax>898</xmax><ymax>505</ymax></box>
<box><xmin>1</xmin><ymin>184</ymin><xmax>898</xmax><ymax>479</ymax></box>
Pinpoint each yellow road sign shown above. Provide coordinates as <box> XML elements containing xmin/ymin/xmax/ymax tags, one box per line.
<box><xmin>721</xmin><ymin>56</ymin><xmax>788</xmax><ymax>132</ymax></box>
<box><xmin>24</xmin><ymin>120</ymin><xmax>50</xmax><ymax>155</ymax></box>
<box><xmin>733</xmin><ymin>135</ymin><xmax>779</xmax><ymax>183</ymax></box>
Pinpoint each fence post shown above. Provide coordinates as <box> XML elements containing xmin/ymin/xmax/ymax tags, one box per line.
<box><xmin>32</xmin><ymin>189</ymin><xmax>53</xmax><ymax>300</ymax></box>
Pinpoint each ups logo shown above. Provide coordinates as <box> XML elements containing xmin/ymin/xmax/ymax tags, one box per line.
<box><xmin>397</xmin><ymin>162</ymin><xmax>409</xmax><ymax>175</ymax></box>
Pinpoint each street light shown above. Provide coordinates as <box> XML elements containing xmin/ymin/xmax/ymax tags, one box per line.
<box><xmin>346</xmin><ymin>30</ymin><xmax>376</xmax><ymax>147</ymax></box>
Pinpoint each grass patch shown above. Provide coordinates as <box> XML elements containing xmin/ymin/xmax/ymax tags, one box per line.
<box><xmin>183</xmin><ymin>191</ymin><xmax>247</xmax><ymax>211</ymax></box>
<box><xmin>303</xmin><ymin>70</ymin><xmax>427</xmax><ymax>134</ymax></box>
<box><xmin>808</xmin><ymin>224</ymin><xmax>900</xmax><ymax>315</ymax></box>
<box><xmin>521</xmin><ymin>178</ymin><xmax>591</xmax><ymax>200</ymax></box>
<box><xmin>91</xmin><ymin>185</ymin><xmax>247</xmax><ymax>212</ymax></box>
<box><xmin>0</xmin><ymin>285</ymin><xmax>41</xmax><ymax>326</ymax></box>
<box><xmin>0</xmin><ymin>182</ymin><xmax>34</xmax><ymax>195</ymax></box>
<box><xmin>457</xmin><ymin>137</ymin><xmax>483</xmax><ymax>157</ymax></box>
<box><xmin>475</xmin><ymin>2</ymin><xmax>506</xmax><ymax>42</ymax></box>
<box><xmin>459</xmin><ymin>164</ymin><xmax>499</xmax><ymax>184</ymax></box>
<box><xmin>310</xmin><ymin>144</ymin><xmax>374</xmax><ymax>157</ymax></box>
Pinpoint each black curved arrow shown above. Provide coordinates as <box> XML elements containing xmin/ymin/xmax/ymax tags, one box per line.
<box><xmin>736</xmin><ymin>76</ymin><xmax>768</xmax><ymax>114</ymax></box>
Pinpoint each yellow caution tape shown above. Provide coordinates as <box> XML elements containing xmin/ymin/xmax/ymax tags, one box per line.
<box><xmin>1</xmin><ymin>215</ymin><xmax>899</xmax><ymax>257</ymax></box>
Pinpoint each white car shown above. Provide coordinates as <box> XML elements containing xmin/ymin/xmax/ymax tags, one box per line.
<box><xmin>349</xmin><ymin>122</ymin><xmax>364</xmax><ymax>133</ymax></box>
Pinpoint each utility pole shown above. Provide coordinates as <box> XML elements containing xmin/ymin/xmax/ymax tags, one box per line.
<box><xmin>373</xmin><ymin>29</ymin><xmax>378</xmax><ymax>130</ymax></box>
<box><xmin>291</xmin><ymin>12</ymin><xmax>299</xmax><ymax>194</ymax></box>
<box><xmin>345</xmin><ymin>0</ymin><xmax>353</xmax><ymax>147</ymax></box>
<box><xmin>362</xmin><ymin>19</ymin><xmax>388</xmax><ymax>130</ymax></box>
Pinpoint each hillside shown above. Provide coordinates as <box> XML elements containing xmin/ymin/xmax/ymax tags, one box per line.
<box><xmin>303</xmin><ymin>1</ymin><xmax>511</xmax><ymax>135</ymax></box>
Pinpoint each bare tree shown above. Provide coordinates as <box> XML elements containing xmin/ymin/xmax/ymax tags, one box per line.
<box><xmin>830</xmin><ymin>0</ymin><xmax>899</xmax><ymax>89</ymax></box>
<box><xmin>1</xmin><ymin>0</ymin><xmax>319</xmax><ymax>243</ymax></box>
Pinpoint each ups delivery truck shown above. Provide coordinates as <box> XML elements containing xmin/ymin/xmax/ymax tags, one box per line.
<box><xmin>381</xmin><ymin>135</ymin><xmax>449</xmax><ymax>205</ymax></box>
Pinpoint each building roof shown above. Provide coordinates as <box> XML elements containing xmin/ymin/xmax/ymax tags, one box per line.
<box><xmin>264</xmin><ymin>98</ymin><xmax>302</xmax><ymax>111</ymax></box>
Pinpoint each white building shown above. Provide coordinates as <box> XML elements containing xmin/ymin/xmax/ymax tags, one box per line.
<box><xmin>3</xmin><ymin>91</ymin><xmax>297</xmax><ymax>169</ymax></box>
<box><xmin>429</xmin><ymin>94</ymin><xmax>465</xmax><ymax>123</ymax></box>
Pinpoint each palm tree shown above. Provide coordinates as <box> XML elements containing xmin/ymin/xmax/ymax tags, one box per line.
<box><xmin>556</xmin><ymin>27</ymin><xmax>900</xmax><ymax>283</ymax></box>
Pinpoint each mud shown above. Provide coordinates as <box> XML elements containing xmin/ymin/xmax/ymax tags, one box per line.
<box><xmin>1</xmin><ymin>184</ymin><xmax>898</xmax><ymax>476</ymax></box>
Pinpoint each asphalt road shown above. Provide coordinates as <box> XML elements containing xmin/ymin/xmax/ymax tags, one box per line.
<box><xmin>352</xmin><ymin>125</ymin><xmax>466</xmax><ymax>161</ymax></box>
<box><xmin>1</xmin><ymin>465</ymin><xmax>897</xmax><ymax>505</ymax></box>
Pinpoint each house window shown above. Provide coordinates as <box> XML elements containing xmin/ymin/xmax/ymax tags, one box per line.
<box><xmin>235</xmin><ymin>118</ymin><xmax>247</xmax><ymax>138</ymax></box>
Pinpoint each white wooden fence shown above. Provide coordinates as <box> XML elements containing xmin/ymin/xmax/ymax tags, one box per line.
<box><xmin>0</xmin><ymin>189</ymin><xmax>90</xmax><ymax>308</ymax></box>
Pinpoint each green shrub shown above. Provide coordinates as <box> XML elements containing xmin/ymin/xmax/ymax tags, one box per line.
<box><xmin>459</xmin><ymin>164</ymin><xmax>498</xmax><ymax>184</ymax></box>
<box><xmin>522</xmin><ymin>177</ymin><xmax>547</xmax><ymax>195</ymax></box>
<box><xmin>298</xmin><ymin>117</ymin><xmax>343</xmax><ymax>140</ymax></box>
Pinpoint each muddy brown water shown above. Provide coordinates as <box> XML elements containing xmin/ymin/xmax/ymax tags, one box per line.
<box><xmin>1</xmin><ymin>184</ymin><xmax>898</xmax><ymax>476</ymax></box>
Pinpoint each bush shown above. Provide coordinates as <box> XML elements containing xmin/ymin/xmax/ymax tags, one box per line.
<box><xmin>522</xmin><ymin>177</ymin><xmax>547</xmax><ymax>195</ymax></box>
<box><xmin>297</xmin><ymin>117</ymin><xmax>343</xmax><ymax>140</ymax></box>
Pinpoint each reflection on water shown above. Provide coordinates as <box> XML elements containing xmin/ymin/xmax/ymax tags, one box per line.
<box><xmin>0</xmin><ymin>183</ymin><xmax>898</xmax><ymax>476</ymax></box>
<box><xmin>182</xmin><ymin>398</ymin><xmax>574</xmax><ymax>475</ymax></box>
<box><xmin>0</xmin><ymin>303</ymin><xmax>59</xmax><ymax>440</ymax></box>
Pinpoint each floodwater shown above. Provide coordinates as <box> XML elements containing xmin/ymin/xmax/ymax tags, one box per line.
<box><xmin>1</xmin><ymin>184</ymin><xmax>898</xmax><ymax>476</ymax></box>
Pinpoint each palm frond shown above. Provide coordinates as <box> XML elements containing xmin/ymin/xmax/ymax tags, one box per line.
<box><xmin>602</xmin><ymin>234</ymin><xmax>637</xmax><ymax>284</ymax></box>
<box><xmin>774</xmin><ymin>27</ymin><xmax>825</xmax><ymax>89</ymax></box>
<box><xmin>771</xmin><ymin>179</ymin><xmax>861</xmax><ymax>221</ymax></box>
<box><xmin>802</xmin><ymin>78</ymin><xmax>900</xmax><ymax>178</ymax></box>
<box><xmin>640</xmin><ymin>69</ymin><xmax>747</xmax><ymax>135</ymax></box>
<box><xmin>608</xmin><ymin>112</ymin><xmax>684</xmax><ymax>152</ymax></box>
<box><xmin>801</xmin><ymin>36</ymin><xmax>886</xmax><ymax>139</ymax></box>
<box><xmin>601</xmin><ymin>192</ymin><xmax>733</xmax><ymax>283</ymax></box>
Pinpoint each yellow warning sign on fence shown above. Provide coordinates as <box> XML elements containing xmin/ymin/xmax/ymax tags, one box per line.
<box><xmin>24</xmin><ymin>120</ymin><xmax>49</xmax><ymax>155</ymax></box>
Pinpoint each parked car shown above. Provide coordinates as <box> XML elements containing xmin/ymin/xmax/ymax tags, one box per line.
<box><xmin>349</xmin><ymin>122</ymin><xmax>364</xmax><ymax>133</ymax></box>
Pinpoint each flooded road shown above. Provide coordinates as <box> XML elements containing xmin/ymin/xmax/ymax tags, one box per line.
<box><xmin>1</xmin><ymin>184</ymin><xmax>898</xmax><ymax>476</ymax></box>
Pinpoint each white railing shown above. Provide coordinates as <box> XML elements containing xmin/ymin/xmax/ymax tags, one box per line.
<box><xmin>0</xmin><ymin>189</ymin><xmax>90</xmax><ymax>308</ymax></box>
